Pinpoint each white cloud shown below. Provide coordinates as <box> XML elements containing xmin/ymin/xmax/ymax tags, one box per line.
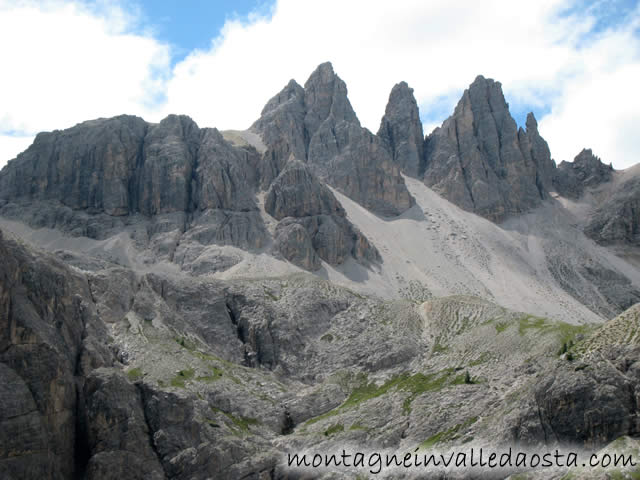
<box><xmin>0</xmin><ymin>135</ymin><xmax>34</xmax><ymax>166</ymax></box>
<box><xmin>0</xmin><ymin>0</ymin><xmax>170</xmax><ymax>165</ymax></box>
<box><xmin>163</xmin><ymin>0</ymin><xmax>578</xmax><ymax>132</ymax></box>
<box><xmin>538</xmin><ymin>12</ymin><xmax>640</xmax><ymax>167</ymax></box>
<box><xmin>0</xmin><ymin>0</ymin><xmax>639</xmax><ymax>169</ymax></box>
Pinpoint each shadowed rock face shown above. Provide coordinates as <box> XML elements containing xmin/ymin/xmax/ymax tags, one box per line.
<box><xmin>252</xmin><ymin>79</ymin><xmax>308</xmax><ymax>189</ymax></box>
<box><xmin>253</xmin><ymin>62</ymin><xmax>415</xmax><ymax>216</ymax></box>
<box><xmin>0</xmin><ymin>115</ymin><xmax>148</xmax><ymax>216</ymax></box>
<box><xmin>378</xmin><ymin>81</ymin><xmax>425</xmax><ymax>178</ymax></box>
<box><xmin>265</xmin><ymin>160</ymin><xmax>344</xmax><ymax>220</ymax></box>
<box><xmin>519</xmin><ymin>112</ymin><xmax>556</xmax><ymax>195</ymax></box>
<box><xmin>139</xmin><ymin>115</ymin><xmax>201</xmax><ymax>216</ymax></box>
<box><xmin>265</xmin><ymin>161</ymin><xmax>379</xmax><ymax>269</ymax></box>
<box><xmin>422</xmin><ymin>76</ymin><xmax>554</xmax><ymax>222</ymax></box>
<box><xmin>0</xmin><ymin>230</ymin><xmax>114</xmax><ymax>480</ymax></box>
<box><xmin>510</xmin><ymin>344</ymin><xmax>640</xmax><ymax>449</ymax></box>
<box><xmin>585</xmin><ymin>175</ymin><xmax>640</xmax><ymax>246</ymax></box>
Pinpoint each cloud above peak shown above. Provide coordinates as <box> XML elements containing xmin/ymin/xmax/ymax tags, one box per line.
<box><xmin>0</xmin><ymin>0</ymin><xmax>638</xmax><ymax>168</ymax></box>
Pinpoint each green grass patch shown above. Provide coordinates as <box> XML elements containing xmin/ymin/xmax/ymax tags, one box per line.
<box><xmin>468</xmin><ymin>352</ymin><xmax>492</xmax><ymax>367</ymax></box>
<box><xmin>127</xmin><ymin>367</ymin><xmax>143</xmax><ymax>381</ymax></box>
<box><xmin>419</xmin><ymin>417</ymin><xmax>478</xmax><ymax>449</ymax></box>
<box><xmin>517</xmin><ymin>315</ymin><xmax>548</xmax><ymax>335</ymax></box>
<box><xmin>495</xmin><ymin>321</ymin><xmax>509</xmax><ymax>333</ymax></box>
<box><xmin>517</xmin><ymin>316</ymin><xmax>590</xmax><ymax>344</ymax></box>
<box><xmin>196</xmin><ymin>366</ymin><xmax>224</xmax><ymax>383</ymax></box>
<box><xmin>211</xmin><ymin>406</ymin><xmax>260</xmax><ymax>434</ymax></box>
<box><xmin>306</xmin><ymin>369</ymin><xmax>470</xmax><ymax>425</ymax></box>
<box><xmin>324</xmin><ymin>424</ymin><xmax>344</xmax><ymax>436</ymax></box>
<box><xmin>170</xmin><ymin>368</ymin><xmax>195</xmax><ymax>388</ymax></box>
<box><xmin>432</xmin><ymin>341</ymin><xmax>449</xmax><ymax>354</ymax></box>
<box><xmin>175</xmin><ymin>336</ymin><xmax>197</xmax><ymax>351</ymax></box>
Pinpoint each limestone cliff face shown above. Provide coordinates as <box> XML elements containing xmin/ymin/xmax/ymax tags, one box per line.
<box><xmin>0</xmin><ymin>114</ymin><xmax>261</xmax><ymax>219</ymax></box>
<box><xmin>422</xmin><ymin>76</ymin><xmax>554</xmax><ymax>222</ymax></box>
<box><xmin>0</xmin><ymin>115</ymin><xmax>148</xmax><ymax>216</ymax></box>
<box><xmin>551</xmin><ymin>149</ymin><xmax>640</xmax><ymax>247</ymax></box>
<box><xmin>0</xmin><ymin>114</ymin><xmax>270</xmax><ymax>252</ymax></box>
<box><xmin>252</xmin><ymin>62</ymin><xmax>415</xmax><ymax>217</ymax></box>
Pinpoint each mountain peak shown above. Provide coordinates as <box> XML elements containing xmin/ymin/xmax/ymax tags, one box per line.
<box><xmin>574</xmin><ymin>148</ymin><xmax>612</xmax><ymax>170</ymax></box>
<box><xmin>303</xmin><ymin>62</ymin><xmax>358</xmax><ymax>135</ymax></box>
<box><xmin>525</xmin><ymin>112</ymin><xmax>538</xmax><ymax>132</ymax></box>
<box><xmin>378</xmin><ymin>81</ymin><xmax>424</xmax><ymax>177</ymax></box>
<box><xmin>257</xmin><ymin>78</ymin><xmax>304</xmax><ymax>117</ymax></box>
<box><xmin>308</xmin><ymin>61</ymin><xmax>335</xmax><ymax>78</ymax></box>
<box><xmin>553</xmin><ymin>148</ymin><xmax>613</xmax><ymax>198</ymax></box>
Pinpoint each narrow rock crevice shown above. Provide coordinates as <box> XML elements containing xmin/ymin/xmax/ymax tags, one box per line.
<box><xmin>136</xmin><ymin>383</ymin><xmax>169</xmax><ymax>480</ymax></box>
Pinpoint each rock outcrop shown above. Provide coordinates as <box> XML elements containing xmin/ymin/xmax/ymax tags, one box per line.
<box><xmin>553</xmin><ymin>148</ymin><xmax>613</xmax><ymax>199</ymax></box>
<box><xmin>378</xmin><ymin>81</ymin><xmax>424</xmax><ymax>177</ymax></box>
<box><xmin>423</xmin><ymin>76</ymin><xmax>554</xmax><ymax>222</ymax></box>
<box><xmin>0</xmin><ymin>75</ymin><xmax>387</xmax><ymax>270</ymax></box>
<box><xmin>252</xmin><ymin>62</ymin><xmax>414</xmax><ymax>216</ymax></box>
<box><xmin>550</xmin><ymin>149</ymin><xmax>640</xmax><ymax>247</ymax></box>
<box><xmin>510</xmin><ymin>347</ymin><xmax>640</xmax><ymax>449</ymax></box>
<box><xmin>585</xmin><ymin>175</ymin><xmax>640</xmax><ymax>246</ymax></box>
<box><xmin>251</xmin><ymin>79</ymin><xmax>307</xmax><ymax>189</ymax></box>
<box><xmin>82</xmin><ymin>369</ymin><xmax>166</xmax><ymax>480</ymax></box>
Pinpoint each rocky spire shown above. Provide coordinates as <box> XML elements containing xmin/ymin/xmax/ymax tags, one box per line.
<box><xmin>518</xmin><ymin>112</ymin><xmax>556</xmax><ymax>196</ymax></box>
<box><xmin>377</xmin><ymin>81</ymin><xmax>424</xmax><ymax>177</ymax></box>
<box><xmin>302</xmin><ymin>62</ymin><xmax>359</xmax><ymax>138</ymax></box>
<box><xmin>423</xmin><ymin>75</ymin><xmax>551</xmax><ymax>222</ymax></box>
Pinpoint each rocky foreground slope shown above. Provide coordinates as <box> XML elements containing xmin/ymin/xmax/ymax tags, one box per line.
<box><xmin>1</xmin><ymin>62</ymin><xmax>640</xmax><ymax>479</ymax></box>
<box><xmin>1</xmin><ymin>229</ymin><xmax>639</xmax><ymax>479</ymax></box>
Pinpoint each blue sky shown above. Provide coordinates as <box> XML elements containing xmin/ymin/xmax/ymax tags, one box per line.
<box><xmin>0</xmin><ymin>0</ymin><xmax>639</xmax><ymax>168</ymax></box>
<box><xmin>134</xmin><ymin>1</ymin><xmax>275</xmax><ymax>63</ymax></box>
